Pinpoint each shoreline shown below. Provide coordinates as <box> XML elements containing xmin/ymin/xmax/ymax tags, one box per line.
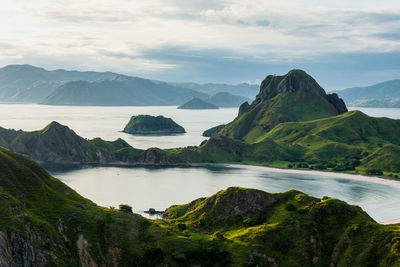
<box><xmin>223</xmin><ymin>163</ymin><xmax>400</xmax><ymax>190</ymax></box>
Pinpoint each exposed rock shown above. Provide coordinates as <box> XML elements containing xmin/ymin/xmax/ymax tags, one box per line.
<box><xmin>238</xmin><ymin>101</ymin><xmax>250</xmax><ymax>117</ymax></box>
<box><xmin>77</xmin><ymin>234</ymin><xmax>97</xmax><ymax>267</ymax></box>
<box><xmin>202</xmin><ymin>124</ymin><xmax>226</xmax><ymax>137</ymax></box>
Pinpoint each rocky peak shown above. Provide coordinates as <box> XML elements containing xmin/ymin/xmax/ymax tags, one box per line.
<box><xmin>257</xmin><ymin>69</ymin><xmax>326</xmax><ymax>101</ymax></box>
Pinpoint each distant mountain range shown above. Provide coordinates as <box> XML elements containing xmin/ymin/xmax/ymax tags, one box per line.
<box><xmin>334</xmin><ymin>79</ymin><xmax>400</xmax><ymax>108</ymax></box>
<box><xmin>0</xmin><ymin>64</ymin><xmax>118</xmax><ymax>103</ymax></box>
<box><xmin>0</xmin><ymin>64</ymin><xmax>255</xmax><ymax>107</ymax></box>
<box><xmin>169</xmin><ymin>82</ymin><xmax>259</xmax><ymax>99</ymax></box>
<box><xmin>41</xmin><ymin>75</ymin><xmax>208</xmax><ymax>106</ymax></box>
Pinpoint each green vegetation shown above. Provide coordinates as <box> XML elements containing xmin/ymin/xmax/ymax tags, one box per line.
<box><xmin>123</xmin><ymin>115</ymin><xmax>185</xmax><ymax>134</ymax></box>
<box><xmin>1</xmin><ymin>149</ymin><xmax>400</xmax><ymax>265</ymax></box>
<box><xmin>193</xmin><ymin>111</ymin><xmax>400</xmax><ymax>178</ymax></box>
<box><xmin>220</xmin><ymin>69</ymin><xmax>347</xmax><ymax>142</ymax></box>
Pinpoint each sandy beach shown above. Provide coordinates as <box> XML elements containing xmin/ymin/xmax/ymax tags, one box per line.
<box><xmin>223</xmin><ymin>164</ymin><xmax>400</xmax><ymax>224</ymax></box>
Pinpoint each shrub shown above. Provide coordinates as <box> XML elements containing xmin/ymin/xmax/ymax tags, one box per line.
<box><xmin>288</xmin><ymin>164</ymin><xmax>294</xmax><ymax>169</ymax></box>
<box><xmin>366</xmin><ymin>169</ymin><xmax>383</xmax><ymax>176</ymax></box>
<box><xmin>285</xmin><ymin>204</ymin><xmax>296</xmax><ymax>211</ymax></box>
<box><xmin>296</xmin><ymin>162</ymin><xmax>309</xmax><ymax>168</ymax></box>
<box><xmin>178</xmin><ymin>223</ymin><xmax>186</xmax><ymax>231</ymax></box>
<box><xmin>313</xmin><ymin>164</ymin><xmax>327</xmax><ymax>170</ymax></box>
<box><xmin>119</xmin><ymin>204</ymin><xmax>133</xmax><ymax>213</ymax></box>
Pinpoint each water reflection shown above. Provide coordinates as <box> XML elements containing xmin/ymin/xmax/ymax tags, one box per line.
<box><xmin>49</xmin><ymin>165</ymin><xmax>400</xmax><ymax>222</ymax></box>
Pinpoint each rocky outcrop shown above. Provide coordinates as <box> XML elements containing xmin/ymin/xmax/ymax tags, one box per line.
<box><xmin>326</xmin><ymin>93</ymin><xmax>348</xmax><ymax>114</ymax></box>
<box><xmin>202</xmin><ymin>124</ymin><xmax>226</xmax><ymax>137</ymax></box>
<box><xmin>238</xmin><ymin>101</ymin><xmax>250</xmax><ymax>117</ymax></box>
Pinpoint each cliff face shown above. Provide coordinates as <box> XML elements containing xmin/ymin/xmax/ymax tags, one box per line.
<box><xmin>220</xmin><ymin>69</ymin><xmax>348</xmax><ymax>142</ymax></box>
<box><xmin>1</xmin><ymin>149</ymin><xmax>400</xmax><ymax>266</ymax></box>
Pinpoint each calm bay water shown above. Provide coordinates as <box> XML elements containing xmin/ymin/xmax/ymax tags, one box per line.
<box><xmin>0</xmin><ymin>104</ymin><xmax>399</xmax><ymax>222</ymax></box>
<box><xmin>0</xmin><ymin>104</ymin><xmax>237</xmax><ymax>149</ymax></box>
<box><xmin>50</xmin><ymin>165</ymin><xmax>400</xmax><ymax>222</ymax></box>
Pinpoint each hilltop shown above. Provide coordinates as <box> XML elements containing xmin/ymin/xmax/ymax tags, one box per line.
<box><xmin>220</xmin><ymin>69</ymin><xmax>347</xmax><ymax>142</ymax></box>
<box><xmin>123</xmin><ymin>115</ymin><xmax>185</xmax><ymax>135</ymax></box>
<box><xmin>1</xmin><ymin>149</ymin><xmax>399</xmax><ymax>265</ymax></box>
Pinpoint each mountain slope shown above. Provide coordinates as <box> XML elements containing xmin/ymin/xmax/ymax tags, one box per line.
<box><xmin>334</xmin><ymin>79</ymin><xmax>400</xmax><ymax>107</ymax></box>
<box><xmin>178</xmin><ymin>97</ymin><xmax>219</xmax><ymax>109</ymax></box>
<box><xmin>0</xmin><ymin>64</ymin><xmax>118</xmax><ymax>103</ymax></box>
<box><xmin>41</xmin><ymin>75</ymin><xmax>208</xmax><ymax>106</ymax></box>
<box><xmin>170</xmin><ymin>82</ymin><xmax>259</xmax><ymax>99</ymax></box>
<box><xmin>1</xmin><ymin>150</ymin><xmax>400</xmax><ymax>266</ymax></box>
<box><xmin>206</xmin><ymin>92</ymin><xmax>251</xmax><ymax>107</ymax></box>
<box><xmin>348</xmin><ymin>98</ymin><xmax>400</xmax><ymax>108</ymax></box>
<box><xmin>220</xmin><ymin>69</ymin><xmax>347</xmax><ymax>142</ymax></box>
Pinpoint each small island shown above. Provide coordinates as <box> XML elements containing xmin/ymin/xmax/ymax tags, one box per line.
<box><xmin>177</xmin><ymin>97</ymin><xmax>219</xmax><ymax>109</ymax></box>
<box><xmin>123</xmin><ymin>115</ymin><xmax>185</xmax><ymax>135</ymax></box>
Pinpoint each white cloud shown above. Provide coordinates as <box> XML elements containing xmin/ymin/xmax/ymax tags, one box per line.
<box><xmin>0</xmin><ymin>0</ymin><xmax>399</xmax><ymax>75</ymax></box>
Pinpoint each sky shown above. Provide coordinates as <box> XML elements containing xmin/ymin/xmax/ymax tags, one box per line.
<box><xmin>1</xmin><ymin>0</ymin><xmax>400</xmax><ymax>89</ymax></box>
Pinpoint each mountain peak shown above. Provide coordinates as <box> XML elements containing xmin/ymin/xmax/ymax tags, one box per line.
<box><xmin>41</xmin><ymin>121</ymin><xmax>75</xmax><ymax>135</ymax></box>
<box><xmin>258</xmin><ymin>69</ymin><xmax>325</xmax><ymax>101</ymax></box>
<box><xmin>220</xmin><ymin>70</ymin><xmax>348</xmax><ymax>141</ymax></box>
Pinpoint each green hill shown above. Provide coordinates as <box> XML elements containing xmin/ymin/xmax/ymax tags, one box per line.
<box><xmin>123</xmin><ymin>115</ymin><xmax>185</xmax><ymax>135</ymax></box>
<box><xmin>1</xmin><ymin>149</ymin><xmax>400</xmax><ymax>265</ymax></box>
<box><xmin>194</xmin><ymin>111</ymin><xmax>400</xmax><ymax>176</ymax></box>
<box><xmin>220</xmin><ymin>69</ymin><xmax>347</xmax><ymax>142</ymax></box>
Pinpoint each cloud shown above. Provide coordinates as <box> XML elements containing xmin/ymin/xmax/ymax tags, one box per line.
<box><xmin>0</xmin><ymin>0</ymin><xmax>400</xmax><ymax>87</ymax></box>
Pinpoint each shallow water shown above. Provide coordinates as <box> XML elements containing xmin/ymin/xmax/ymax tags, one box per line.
<box><xmin>49</xmin><ymin>165</ymin><xmax>400</xmax><ymax>222</ymax></box>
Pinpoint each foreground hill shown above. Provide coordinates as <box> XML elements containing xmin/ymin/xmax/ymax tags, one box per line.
<box><xmin>0</xmin><ymin>64</ymin><xmax>118</xmax><ymax>103</ymax></box>
<box><xmin>1</xmin><ymin>148</ymin><xmax>399</xmax><ymax>265</ymax></box>
<box><xmin>334</xmin><ymin>79</ymin><xmax>400</xmax><ymax>108</ymax></box>
<box><xmin>41</xmin><ymin>75</ymin><xmax>208</xmax><ymax>106</ymax></box>
<box><xmin>220</xmin><ymin>69</ymin><xmax>347</xmax><ymax>142</ymax></box>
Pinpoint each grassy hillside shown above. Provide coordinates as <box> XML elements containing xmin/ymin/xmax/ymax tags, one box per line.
<box><xmin>220</xmin><ymin>70</ymin><xmax>347</xmax><ymax>142</ymax></box>
<box><xmin>1</xmin><ymin>148</ymin><xmax>400</xmax><ymax>266</ymax></box>
<box><xmin>191</xmin><ymin>111</ymin><xmax>400</xmax><ymax>178</ymax></box>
